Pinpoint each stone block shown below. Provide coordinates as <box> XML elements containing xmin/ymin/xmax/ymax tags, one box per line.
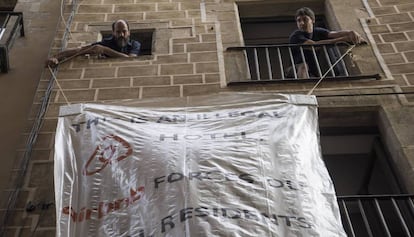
<box><xmin>195</xmin><ymin>62</ymin><xmax>219</xmax><ymax>73</ymax></box>
<box><xmin>56</xmin><ymin>69</ymin><xmax>83</xmax><ymax>80</ymax></box>
<box><xmin>118</xmin><ymin>65</ymin><xmax>158</xmax><ymax>77</ymax></box>
<box><xmin>171</xmin><ymin>27</ymin><xmax>192</xmax><ymax>38</ymax></box>
<box><xmin>92</xmin><ymin>78</ymin><xmax>131</xmax><ymax>88</ymax></box>
<box><xmin>59</xmin><ymin>80</ymin><xmax>91</xmax><ymax>89</ymax></box>
<box><xmin>395</xmin><ymin>41</ymin><xmax>414</xmax><ymax>52</ymax></box>
<box><xmin>156</xmin><ymin>53</ymin><xmax>189</xmax><ymax>64</ymax></box>
<box><xmin>205</xmin><ymin>73</ymin><xmax>220</xmax><ymax>83</ymax></box>
<box><xmin>173</xmin><ymin>36</ymin><xmax>200</xmax><ymax>44</ymax></box>
<box><xmin>56</xmin><ymin>89</ymin><xmax>96</xmax><ymax>103</ymax></box>
<box><xmin>187</xmin><ymin>10</ymin><xmax>202</xmax><ymax>18</ymax></box>
<box><xmin>388</xmin><ymin>63</ymin><xmax>414</xmax><ymax>74</ymax></box>
<box><xmin>368</xmin><ymin>24</ymin><xmax>390</xmax><ymax>34</ymax></box>
<box><xmin>407</xmin><ymin>31</ymin><xmax>414</xmax><ymax>41</ymax></box>
<box><xmin>160</xmin><ymin>63</ymin><xmax>194</xmax><ymax>75</ymax></box>
<box><xmin>389</xmin><ymin>22</ymin><xmax>414</xmax><ymax>32</ymax></box>
<box><xmin>114</xmin><ymin>4</ymin><xmax>156</xmax><ymax>13</ymax></box>
<box><xmin>378</xmin><ymin>13</ymin><xmax>411</xmax><ymax>24</ymax></box>
<box><xmin>104</xmin><ymin>0</ymin><xmax>134</xmax><ymax>3</ymax></box>
<box><xmin>98</xmin><ymin>88</ymin><xmax>140</xmax><ymax>100</ymax></box>
<box><xmin>171</xmin><ymin>19</ymin><xmax>194</xmax><ymax>27</ymax></box>
<box><xmin>107</xmin><ymin>13</ymin><xmax>145</xmax><ymax>22</ymax></box>
<box><xmin>406</xmin><ymin>73</ymin><xmax>414</xmax><ymax>85</ymax></box>
<box><xmin>377</xmin><ymin>43</ymin><xmax>395</xmax><ymax>54</ymax></box>
<box><xmin>141</xmin><ymin>86</ymin><xmax>181</xmax><ymax>98</ymax></box>
<box><xmin>173</xmin><ymin>44</ymin><xmax>185</xmax><ymax>53</ymax></box>
<box><xmin>157</xmin><ymin>3</ymin><xmax>179</xmax><ymax>11</ymax></box>
<box><xmin>28</xmin><ymin>162</ymin><xmax>54</xmax><ymax>187</ymax></box>
<box><xmin>84</xmin><ymin>67</ymin><xmax>116</xmax><ymax>78</ymax></box>
<box><xmin>190</xmin><ymin>52</ymin><xmax>218</xmax><ymax>62</ymax></box>
<box><xmin>201</xmin><ymin>33</ymin><xmax>216</xmax><ymax>42</ymax></box>
<box><xmin>186</xmin><ymin>42</ymin><xmax>217</xmax><ymax>52</ymax></box>
<box><xmin>404</xmin><ymin>51</ymin><xmax>414</xmax><ymax>62</ymax></box>
<box><xmin>133</xmin><ymin>76</ymin><xmax>171</xmax><ymax>86</ymax></box>
<box><xmin>146</xmin><ymin>11</ymin><xmax>186</xmax><ymax>20</ymax></box>
<box><xmin>397</xmin><ymin>3</ymin><xmax>414</xmax><ymax>12</ymax></box>
<box><xmin>382</xmin><ymin>53</ymin><xmax>405</xmax><ymax>64</ymax></box>
<box><xmin>77</xmin><ymin>5</ymin><xmax>113</xmax><ymax>13</ymax></box>
<box><xmin>181</xmin><ymin>2</ymin><xmax>201</xmax><ymax>10</ymax></box>
<box><xmin>381</xmin><ymin>32</ymin><xmax>408</xmax><ymax>42</ymax></box>
<box><xmin>73</xmin><ymin>14</ymin><xmax>106</xmax><ymax>23</ymax></box>
<box><xmin>401</xmin><ymin>87</ymin><xmax>414</xmax><ymax>102</ymax></box>
<box><xmin>371</xmin><ymin>6</ymin><xmax>397</xmax><ymax>15</ymax></box>
<box><xmin>183</xmin><ymin>83</ymin><xmax>221</xmax><ymax>96</ymax></box>
<box><xmin>173</xmin><ymin>75</ymin><xmax>203</xmax><ymax>84</ymax></box>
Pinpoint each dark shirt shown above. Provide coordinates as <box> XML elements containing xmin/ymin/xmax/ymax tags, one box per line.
<box><xmin>94</xmin><ymin>36</ymin><xmax>141</xmax><ymax>56</ymax></box>
<box><xmin>289</xmin><ymin>27</ymin><xmax>330</xmax><ymax>76</ymax></box>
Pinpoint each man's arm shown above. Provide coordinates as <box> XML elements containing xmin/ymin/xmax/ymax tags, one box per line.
<box><xmin>303</xmin><ymin>30</ymin><xmax>367</xmax><ymax>45</ymax></box>
<box><xmin>46</xmin><ymin>44</ymin><xmax>130</xmax><ymax>67</ymax></box>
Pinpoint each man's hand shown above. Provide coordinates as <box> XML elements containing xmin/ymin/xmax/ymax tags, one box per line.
<box><xmin>45</xmin><ymin>57</ymin><xmax>59</xmax><ymax>68</ymax></box>
<box><xmin>345</xmin><ymin>31</ymin><xmax>367</xmax><ymax>45</ymax></box>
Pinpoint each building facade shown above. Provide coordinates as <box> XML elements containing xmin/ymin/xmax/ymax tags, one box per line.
<box><xmin>1</xmin><ymin>0</ymin><xmax>414</xmax><ymax>236</ymax></box>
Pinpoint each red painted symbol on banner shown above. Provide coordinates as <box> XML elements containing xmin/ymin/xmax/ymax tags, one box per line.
<box><xmin>83</xmin><ymin>135</ymin><xmax>133</xmax><ymax>176</ymax></box>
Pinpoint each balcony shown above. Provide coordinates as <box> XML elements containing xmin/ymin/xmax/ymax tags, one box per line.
<box><xmin>227</xmin><ymin>43</ymin><xmax>380</xmax><ymax>85</ymax></box>
<box><xmin>338</xmin><ymin>194</ymin><xmax>414</xmax><ymax>237</ymax></box>
<box><xmin>0</xmin><ymin>11</ymin><xmax>24</xmax><ymax>73</ymax></box>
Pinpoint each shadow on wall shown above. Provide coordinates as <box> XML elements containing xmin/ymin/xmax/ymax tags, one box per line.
<box><xmin>0</xmin><ymin>0</ymin><xmax>17</xmax><ymax>11</ymax></box>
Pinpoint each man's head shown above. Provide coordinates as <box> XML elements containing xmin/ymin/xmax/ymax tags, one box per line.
<box><xmin>295</xmin><ymin>7</ymin><xmax>315</xmax><ymax>33</ymax></box>
<box><xmin>112</xmin><ymin>19</ymin><xmax>130</xmax><ymax>48</ymax></box>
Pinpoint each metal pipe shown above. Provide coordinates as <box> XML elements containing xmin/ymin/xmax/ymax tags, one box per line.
<box><xmin>358</xmin><ymin>199</ymin><xmax>374</xmax><ymax>237</ymax></box>
<box><xmin>340</xmin><ymin>200</ymin><xmax>356</xmax><ymax>237</ymax></box>
<box><xmin>265</xmin><ymin>47</ymin><xmax>272</xmax><ymax>80</ymax></box>
<box><xmin>311</xmin><ymin>45</ymin><xmax>322</xmax><ymax>77</ymax></box>
<box><xmin>391</xmin><ymin>198</ymin><xmax>412</xmax><ymax>236</ymax></box>
<box><xmin>253</xmin><ymin>48</ymin><xmax>260</xmax><ymax>80</ymax></box>
<box><xmin>288</xmin><ymin>47</ymin><xmax>297</xmax><ymax>79</ymax></box>
<box><xmin>277</xmin><ymin>47</ymin><xmax>285</xmax><ymax>80</ymax></box>
<box><xmin>374</xmin><ymin>198</ymin><xmax>391</xmax><ymax>237</ymax></box>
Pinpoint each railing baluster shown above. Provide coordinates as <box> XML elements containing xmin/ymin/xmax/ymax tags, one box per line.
<box><xmin>311</xmin><ymin>46</ymin><xmax>322</xmax><ymax>77</ymax></box>
<box><xmin>253</xmin><ymin>48</ymin><xmax>260</xmax><ymax>80</ymax></box>
<box><xmin>340</xmin><ymin>200</ymin><xmax>356</xmax><ymax>237</ymax></box>
<box><xmin>288</xmin><ymin>47</ymin><xmax>297</xmax><ymax>79</ymax></box>
<box><xmin>374</xmin><ymin>198</ymin><xmax>391</xmax><ymax>237</ymax></box>
<box><xmin>265</xmin><ymin>47</ymin><xmax>272</xmax><ymax>80</ymax></box>
<box><xmin>335</xmin><ymin>45</ymin><xmax>349</xmax><ymax>76</ymax></box>
<box><xmin>277</xmin><ymin>47</ymin><xmax>285</xmax><ymax>80</ymax></box>
<box><xmin>391</xmin><ymin>198</ymin><xmax>412</xmax><ymax>237</ymax></box>
<box><xmin>299</xmin><ymin>46</ymin><xmax>309</xmax><ymax>78</ymax></box>
<box><xmin>323</xmin><ymin>45</ymin><xmax>335</xmax><ymax>77</ymax></box>
<box><xmin>358</xmin><ymin>199</ymin><xmax>374</xmax><ymax>237</ymax></box>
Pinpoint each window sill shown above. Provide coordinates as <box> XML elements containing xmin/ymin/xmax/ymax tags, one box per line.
<box><xmin>227</xmin><ymin>74</ymin><xmax>380</xmax><ymax>86</ymax></box>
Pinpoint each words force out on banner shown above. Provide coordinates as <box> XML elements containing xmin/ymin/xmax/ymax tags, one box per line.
<box><xmin>54</xmin><ymin>94</ymin><xmax>346</xmax><ymax>237</ymax></box>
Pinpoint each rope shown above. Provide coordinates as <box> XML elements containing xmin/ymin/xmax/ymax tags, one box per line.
<box><xmin>48</xmin><ymin>65</ymin><xmax>71</xmax><ymax>106</ymax></box>
<box><xmin>307</xmin><ymin>44</ymin><xmax>356</xmax><ymax>95</ymax></box>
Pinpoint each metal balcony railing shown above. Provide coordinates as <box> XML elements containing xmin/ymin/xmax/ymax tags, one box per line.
<box><xmin>227</xmin><ymin>43</ymin><xmax>379</xmax><ymax>84</ymax></box>
<box><xmin>338</xmin><ymin>194</ymin><xmax>414</xmax><ymax>237</ymax></box>
<box><xmin>0</xmin><ymin>11</ymin><xmax>24</xmax><ymax>73</ymax></box>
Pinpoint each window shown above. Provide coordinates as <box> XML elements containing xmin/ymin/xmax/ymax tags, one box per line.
<box><xmin>101</xmin><ymin>28</ymin><xmax>154</xmax><ymax>56</ymax></box>
<box><xmin>227</xmin><ymin>2</ymin><xmax>379</xmax><ymax>84</ymax></box>
<box><xmin>319</xmin><ymin>110</ymin><xmax>414</xmax><ymax>236</ymax></box>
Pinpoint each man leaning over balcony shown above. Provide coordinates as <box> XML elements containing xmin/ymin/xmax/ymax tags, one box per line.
<box><xmin>45</xmin><ymin>19</ymin><xmax>141</xmax><ymax>67</ymax></box>
<box><xmin>288</xmin><ymin>7</ymin><xmax>366</xmax><ymax>79</ymax></box>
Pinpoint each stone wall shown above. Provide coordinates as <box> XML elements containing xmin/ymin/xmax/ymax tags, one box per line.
<box><xmin>1</xmin><ymin>0</ymin><xmax>413</xmax><ymax>236</ymax></box>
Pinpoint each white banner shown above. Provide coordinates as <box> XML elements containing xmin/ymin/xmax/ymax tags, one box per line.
<box><xmin>54</xmin><ymin>93</ymin><xmax>346</xmax><ymax>237</ymax></box>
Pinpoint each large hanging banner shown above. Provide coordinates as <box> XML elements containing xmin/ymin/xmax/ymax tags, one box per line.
<box><xmin>54</xmin><ymin>93</ymin><xmax>346</xmax><ymax>237</ymax></box>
